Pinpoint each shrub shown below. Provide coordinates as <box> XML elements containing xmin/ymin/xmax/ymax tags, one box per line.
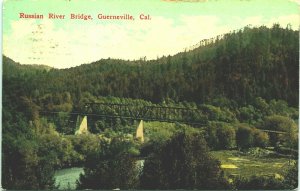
<box><xmin>236</xmin><ymin>124</ymin><xmax>254</xmax><ymax>149</ymax></box>
<box><xmin>205</xmin><ymin>122</ymin><xmax>236</xmax><ymax>150</ymax></box>
<box><xmin>283</xmin><ymin>162</ymin><xmax>298</xmax><ymax>189</ymax></box>
<box><xmin>216</xmin><ymin>124</ymin><xmax>236</xmax><ymax>149</ymax></box>
<box><xmin>253</xmin><ymin>129</ymin><xmax>269</xmax><ymax>148</ymax></box>
<box><xmin>262</xmin><ymin>115</ymin><xmax>297</xmax><ymax>147</ymax></box>
<box><xmin>233</xmin><ymin>175</ymin><xmax>284</xmax><ymax>190</ymax></box>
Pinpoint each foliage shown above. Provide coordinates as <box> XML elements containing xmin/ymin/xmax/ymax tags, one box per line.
<box><xmin>141</xmin><ymin>122</ymin><xmax>203</xmax><ymax>157</ymax></box>
<box><xmin>3</xmin><ymin>25</ymin><xmax>299</xmax><ymax>107</ymax></box>
<box><xmin>217</xmin><ymin>125</ymin><xmax>236</xmax><ymax>149</ymax></box>
<box><xmin>200</xmin><ymin>104</ymin><xmax>237</xmax><ymax>123</ymax></box>
<box><xmin>65</xmin><ymin>134</ymin><xmax>102</xmax><ymax>166</ymax></box>
<box><xmin>253</xmin><ymin>129</ymin><xmax>269</xmax><ymax>148</ymax></box>
<box><xmin>283</xmin><ymin>162</ymin><xmax>298</xmax><ymax>189</ymax></box>
<box><xmin>236</xmin><ymin>124</ymin><xmax>255</xmax><ymax>149</ymax></box>
<box><xmin>2</xmin><ymin>117</ymin><xmax>68</xmax><ymax>189</ymax></box>
<box><xmin>205</xmin><ymin>122</ymin><xmax>236</xmax><ymax>150</ymax></box>
<box><xmin>140</xmin><ymin>131</ymin><xmax>229</xmax><ymax>189</ymax></box>
<box><xmin>77</xmin><ymin>136</ymin><xmax>139</xmax><ymax>189</ymax></box>
<box><xmin>233</xmin><ymin>175</ymin><xmax>284</xmax><ymax>190</ymax></box>
<box><xmin>2</xmin><ymin>24</ymin><xmax>299</xmax><ymax>189</ymax></box>
<box><xmin>261</xmin><ymin>115</ymin><xmax>298</xmax><ymax>147</ymax></box>
<box><xmin>238</xmin><ymin>105</ymin><xmax>259</xmax><ymax>124</ymax></box>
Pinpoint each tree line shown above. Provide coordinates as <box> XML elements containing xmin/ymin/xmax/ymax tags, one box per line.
<box><xmin>3</xmin><ymin>24</ymin><xmax>298</xmax><ymax>106</ymax></box>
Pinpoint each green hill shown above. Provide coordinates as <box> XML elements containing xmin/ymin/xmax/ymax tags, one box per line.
<box><xmin>3</xmin><ymin>24</ymin><xmax>298</xmax><ymax>106</ymax></box>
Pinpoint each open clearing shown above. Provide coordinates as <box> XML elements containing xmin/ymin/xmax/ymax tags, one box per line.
<box><xmin>211</xmin><ymin>148</ymin><xmax>295</xmax><ymax>178</ymax></box>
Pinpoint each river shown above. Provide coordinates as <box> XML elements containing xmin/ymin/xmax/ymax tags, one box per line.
<box><xmin>55</xmin><ymin>167</ymin><xmax>84</xmax><ymax>190</ymax></box>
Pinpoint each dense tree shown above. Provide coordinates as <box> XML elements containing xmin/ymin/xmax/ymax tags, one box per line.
<box><xmin>77</xmin><ymin>136</ymin><xmax>139</xmax><ymax>190</ymax></box>
<box><xmin>3</xmin><ymin>25</ymin><xmax>298</xmax><ymax>106</ymax></box>
<box><xmin>205</xmin><ymin>122</ymin><xmax>236</xmax><ymax>150</ymax></box>
<box><xmin>236</xmin><ymin>124</ymin><xmax>255</xmax><ymax>149</ymax></box>
<box><xmin>2</xmin><ymin>118</ymin><xmax>68</xmax><ymax>189</ymax></box>
<box><xmin>140</xmin><ymin>131</ymin><xmax>229</xmax><ymax>189</ymax></box>
<box><xmin>217</xmin><ymin>124</ymin><xmax>236</xmax><ymax>149</ymax></box>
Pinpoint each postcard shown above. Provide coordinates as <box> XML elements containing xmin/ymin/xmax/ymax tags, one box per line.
<box><xmin>2</xmin><ymin>0</ymin><xmax>299</xmax><ymax>190</ymax></box>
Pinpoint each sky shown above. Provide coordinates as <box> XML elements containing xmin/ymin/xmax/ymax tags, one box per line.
<box><xmin>3</xmin><ymin>0</ymin><xmax>299</xmax><ymax>68</ymax></box>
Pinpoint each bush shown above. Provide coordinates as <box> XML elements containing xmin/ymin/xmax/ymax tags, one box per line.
<box><xmin>283</xmin><ymin>162</ymin><xmax>298</xmax><ymax>189</ymax></box>
<box><xmin>217</xmin><ymin>124</ymin><xmax>236</xmax><ymax>149</ymax></box>
<box><xmin>200</xmin><ymin>104</ymin><xmax>236</xmax><ymax>123</ymax></box>
<box><xmin>233</xmin><ymin>175</ymin><xmax>284</xmax><ymax>190</ymax></box>
<box><xmin>236</xmin><ymin>124</ymin><xmax>254</xmax><ymax>149</ymax></box>
<box><xmin>66</xmin><ymin>134</ymin><xmax>102</xmax><ymax>165</ymax></box>
<box><xmin>205</xmin><ymin>122</ymin><xmax>236</xmax><ymax>150</ymax></box>
<box><xmin>262</xmin><ymin>115</ymin><xmax>297</xmax><ymax>147</ymax></box>
<box><xmin>239</xmin><ymin>105</ymin><xmax>257</xmax><ymax>124</ymax></box>
<box><xmin>205</xmin><ymin>123</ymin><xmax>219</xmax><ymax>149</ymax></box>
<box><xmin>253</xmin><ymin>129</ymin><xmax>269</xmax><ymax>148</ymax></box>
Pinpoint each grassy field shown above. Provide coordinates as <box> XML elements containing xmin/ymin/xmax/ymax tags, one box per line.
<box><xmin>55</xmin><ymin>167</ymin><xmax>84</xmax><ymax>190</ymax></box>
<box><xmin>211</xmin><ymin>148</ymin><xmax>295</xmax><ymax>179</ymax></box>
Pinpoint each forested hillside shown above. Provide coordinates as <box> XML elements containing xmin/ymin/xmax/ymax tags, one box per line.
<box><xmin>3</xmin><ymin>24</ymin><xmax>298</xmax><ymax>106</ymax></box>
<box><xmin>2</xmin><ymin>24</ymin><xmax>299</xmax><ymax>190</ymax></box>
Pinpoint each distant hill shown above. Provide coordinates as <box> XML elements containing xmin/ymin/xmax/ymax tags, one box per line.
<box><xmin>3</xmin><ymin>24</ymin><xmax>299</xmax><ymax>106</ymax></box>
<box><xmin>3</xmin><ymin>56</ymin><xmax>52</xmax><ymax>70</ymax></box>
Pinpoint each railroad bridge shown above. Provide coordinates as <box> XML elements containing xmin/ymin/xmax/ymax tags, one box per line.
<box><xmin>41</xmin><ymin>102</ymin><xmax>286</xmax><ymax>135</ymax></box>
<box><xmin>82</xmin><ymin>102</ymin><xmax>206</xmax><ymax>125</ymax></box>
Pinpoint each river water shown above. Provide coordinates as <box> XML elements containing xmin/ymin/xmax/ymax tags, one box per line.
<box><xmin>54</xmin><ymin>167</ymin><xmax>84</xmax><ymax>190</ymax></box>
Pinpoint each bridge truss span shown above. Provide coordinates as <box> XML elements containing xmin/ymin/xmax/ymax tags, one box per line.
<box><xmin>84</xmin><ymin>102</ymin><xmax>207</xmax><ymax>125</ymax></box>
